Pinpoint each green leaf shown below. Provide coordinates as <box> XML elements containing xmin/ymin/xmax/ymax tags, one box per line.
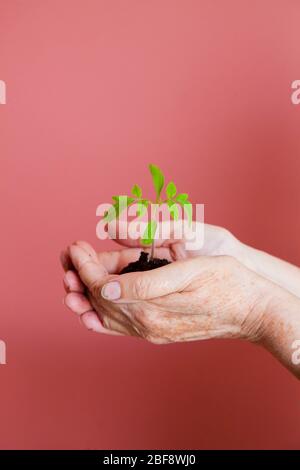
<box><xmin>166</xmin><ymin>181</ymin><xmax>177</xmax><ymax>199</ymax></box>
<box><xmin>176</xmin><ymin>193</ymin><xmax>188</xmax><ymax>204</ymax></box>
<box><xmin>112</xmin><ymin>195</ymin><xmax>134</xmax><ymax>204</ymax></box>
<box><xmin>141</xmin><ymin>220</ymin><xmax>157</xmax><ymax>245</ymax></box>
<box><xmin>183</xmin><ymin>201</ymin><xmax>192</xmax><ymax>226</ymax></box>
<box><xmin>167</xmin><ymin>201</ymin><xmax>179</xmax><ymax>220</ymax></box>
<box><xmin>131</xmin><ymin>184</ymin><xmax>142</xmax><ymax>198</ymax></box>
<box><xmin>136</xmin><ymin>200</ymin><xmax>149</xmax><ymax>217</ymax></box>
<box><xmin>176</xmin><ymin>200</ymin><xmax>192</xmax><ymax>226</ymax></box>
<box><xmin>103</xmin><ymin>196</ymin><xmax>134</xmax><ymax>222</ymax></box>
<box><xmin>149</xmin><ymin>164</ymin><xmax>164</xmax><ymax>200</ymax></box>
<box><xmin>103</xmin><ymin>203</ymin><xmax>119</xmax><ymax>222</ymax></box>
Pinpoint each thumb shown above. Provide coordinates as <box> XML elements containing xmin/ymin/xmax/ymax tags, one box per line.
<box><xmin>101</xmin><ymin>258</ymin><xmax>201</xmax><ymax>302</ymax></box>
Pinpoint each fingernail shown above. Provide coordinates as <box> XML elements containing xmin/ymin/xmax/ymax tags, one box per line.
<box><xmin>101</xmin><ymin>281</ymin><xmax>121</xmax><ymax>300</ymax></box>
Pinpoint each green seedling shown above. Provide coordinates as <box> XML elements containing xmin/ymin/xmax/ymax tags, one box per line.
<box><xmin>104</xmin><ymin>164</ymin><xmax>192</xmax><ymax>260</ymax></box>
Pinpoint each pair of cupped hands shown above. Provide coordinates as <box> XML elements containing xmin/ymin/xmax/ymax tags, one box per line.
<box><xmin>61</xmin><ymin>222</ymin><xmax>274</xmax><ymax>345</ymax></box>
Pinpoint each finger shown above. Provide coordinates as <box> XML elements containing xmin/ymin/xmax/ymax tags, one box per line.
<box><xmin>86</xmin><ymin>289</ymin><xmax>140</xmax><ymax>336</ymax></box>
<box><xmin>68</xmin><ymin>243</ymin><xmax>139</xmax><ymax>331</ymax></box>
<box><xmin>65</xmin><ymin>288</ymin><xmax>131</xmax><ymax>336</ymax></box>
<box><xmin>101</xmin><ymin>257</ymin><xmax>202</xmax><ymax>302</ymax></box>
<box><xmin>63</xmin><ymin>270</ymin><xmax>85</xmax><ymax>293</ymax></box>
<box><xmin>60</xmin><ymin>249</ymin><xmax>74</xmax><ymax>271</ymax></box>
<box><xmin>97</xmin><ymin>249</ymin><xmax>141</xmax><ymax>273</ymax></box>
<box><xmin>73</xmin><ymin>240</ymin><xmax>98</xmax><ymax>261</ymax></box>
<box><xmin>69</xmin><ymin>244</ymin><xmax>108</xmax><ymax>290</ymax></box>
<box><xmin>81</xmin><ymin>308</ymin><xmax>135</xmax><ymax>336</ymax></box>
<box><xmin>79</xmin><ymin>311</ymin><xmax>125</xmax><ymax>336</ymax></box>
<box><xmin>61</xmin><ymin>241</ymin><xmax>98</xmax><ymax>273</ymax></box>
<box><xmin>169</xmin><ymin>242</ymin><xmax>188</xmax><ymax>260</ymax></box>
<box><xmin>64</xmin><ymin>292</ymin><xmax>93</xmax><ymax>315</ymax></box>
<box><xmin>100</xmin><ymin>314</ymin><xmax>135</xmax><ymax>336</ymax></box>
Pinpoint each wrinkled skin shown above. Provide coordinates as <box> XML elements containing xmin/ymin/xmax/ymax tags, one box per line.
<box><xmin>60</xmin><ymin>222</ymin><xmax>300</xmax><ymax>379</ymax></box>
<box><xmin>61</xmin><ymin>224</ymin><xmax>271</xmax><ymax>343</ymax></box>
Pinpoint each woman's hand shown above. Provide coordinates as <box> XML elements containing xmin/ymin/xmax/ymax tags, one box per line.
<box><xmin>106</xmin><ymin>220</ymin><xmax>300</xmax><ymax>299</ymax></box>
<box><xmin>63</xmin><ymin>241</ymin><xmax>271</xmax><ymax>344</ymax></box>
<box><xmin>61</xmin><ymin>223</ymin><xmax>300</xmax><ymax>378</ymax></box>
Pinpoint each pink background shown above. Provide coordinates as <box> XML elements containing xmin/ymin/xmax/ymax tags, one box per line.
<box><xmin>1</xmin><ymin>0</ymin><xmax>300</xmax><ymax>449</ymax></box>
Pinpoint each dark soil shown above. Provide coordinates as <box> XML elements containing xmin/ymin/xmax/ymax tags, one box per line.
<box><xmin>119</xmin><ymin>251</ymin><xmax>170</xmax><ymax>274</ymax></box>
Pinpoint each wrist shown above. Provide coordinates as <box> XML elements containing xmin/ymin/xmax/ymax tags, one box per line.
<box><xmin>237</xmin><ymin>242</ymin><xmax>300</xmax><ymax>299</ymax></box>
<box><xmin>239</xmin><ymin>272</ymin><xmax>276</xmax><ymax>343</ymax></box>
<box><xmin>258</xmin><ymin>287</ymin><xmax>300</xmax><ymax>377</ymax></box>
<box><xmin>261</xmin><ymin>287</ymin><xmax>300</xmax><ymax>344</ymax></box>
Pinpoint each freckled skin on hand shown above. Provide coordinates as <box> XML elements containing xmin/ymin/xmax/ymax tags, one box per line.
<box><xmin>62</xmin><ymin>223</ymin><xmax>300</xmax><ymax>379</ymax></box>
